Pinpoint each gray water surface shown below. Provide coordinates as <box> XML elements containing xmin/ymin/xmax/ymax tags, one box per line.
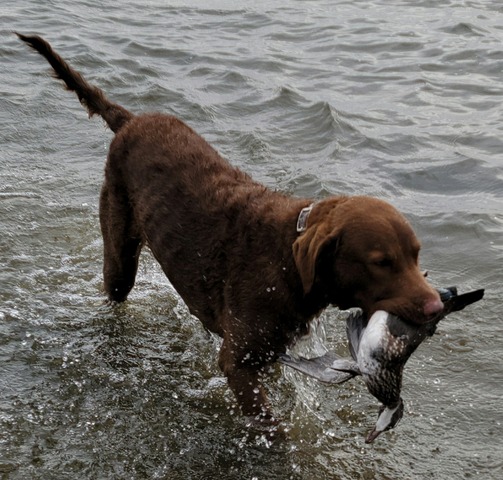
<box><xmin>1</xmin><ymin>1</ymin><xmax>502</xmax><ymax>479</ymax></box>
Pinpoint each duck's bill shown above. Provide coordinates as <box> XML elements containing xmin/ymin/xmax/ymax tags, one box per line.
<box><xmin>278</xmin><ymin>352</ymin><xmax>359</xmax><ymax>384</ymax></box>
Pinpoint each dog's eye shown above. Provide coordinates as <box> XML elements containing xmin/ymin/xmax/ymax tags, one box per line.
<box><xmin>374</xmin><ymin>258</ymin><xmax>393</xmax><ymax>268</ymax></box>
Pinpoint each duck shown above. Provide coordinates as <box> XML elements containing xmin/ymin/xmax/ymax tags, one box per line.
<box><xmin>279</xmin><ymin>287</ymin><xmax>484</xmax><ymax>442</ymax></box>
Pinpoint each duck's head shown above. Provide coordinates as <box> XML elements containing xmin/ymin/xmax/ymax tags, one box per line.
<box><xmin>365</xmin><ymin>397</ymin><xmax>404</xmax><ymax>443</ymax></box>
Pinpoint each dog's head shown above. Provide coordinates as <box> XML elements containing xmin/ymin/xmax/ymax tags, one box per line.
<box><xmin>293</xmin><ymin>196</ymin><xmax>443</xmax><ymax>324</ymax></box>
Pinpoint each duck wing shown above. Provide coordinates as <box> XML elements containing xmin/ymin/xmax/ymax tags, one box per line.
<box><xmin>278</xmin><ymin>352</ymin><xmax>359</xmax><ymax>384</ymax></box>
<box><xmin>346</xmin><ymin>310</ymin><xmax>366</xmax><ymax>361</ymax></box>
<box><xmin>442</xmin><ymin>289</ymin><xmax>484</xmax><ymax>315</ymax></box>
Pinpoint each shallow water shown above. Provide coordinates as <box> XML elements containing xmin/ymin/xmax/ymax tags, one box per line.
<box><xmin>1</xmin><ymin>1</ymin><xmax>502</xmax><ymax>478</ymax></box>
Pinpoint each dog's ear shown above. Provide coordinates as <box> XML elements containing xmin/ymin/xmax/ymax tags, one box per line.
<box><xmin>292</xmin><ymin>223</ymin><xmax>341</xmax><ymax>295</ymax></box>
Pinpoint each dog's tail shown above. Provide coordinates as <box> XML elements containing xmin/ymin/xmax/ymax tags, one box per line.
<box><xmin>16</xmin><ymin>33</ymin><xmax>133</xmax><ymax>133</ymax></box>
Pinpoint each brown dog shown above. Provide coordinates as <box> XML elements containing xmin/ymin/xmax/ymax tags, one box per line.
<box><xmin>18</xmin><ymin>34</ymin><xmax>443</xmax><ymax>424</ymax></box>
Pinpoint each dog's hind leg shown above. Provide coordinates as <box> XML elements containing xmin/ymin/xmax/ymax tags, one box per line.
<box><xmin>99</xmin><ymin>181</ymin><xmax>142</xmax><ymax>302</ymax></box>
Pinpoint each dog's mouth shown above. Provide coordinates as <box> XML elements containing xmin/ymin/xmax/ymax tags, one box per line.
<box><xmin>367</xmin><ymin>299</ymin><xmax>431</xmax><ymax>326</ymax></box>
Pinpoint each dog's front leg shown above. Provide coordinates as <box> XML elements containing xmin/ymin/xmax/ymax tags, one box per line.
<box><xmin>218</xmin><ymin>339</ymin><xmax>276</xmax><ymax>424</ymax></box>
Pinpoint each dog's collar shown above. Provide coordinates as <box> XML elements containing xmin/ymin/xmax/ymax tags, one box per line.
<box><xmin>297</xmin><ymin>203</ymin><xmax>314</xmax><ymax>233</ymax></box>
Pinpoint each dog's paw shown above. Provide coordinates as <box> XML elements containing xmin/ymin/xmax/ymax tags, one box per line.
<box><xmin>103</xmin><ymin>298</ymin><xmax>123</xmax><ymax>308</ymax></box>
<box><xmin>245</xmin><ymin>413</ymin><xmax>288</xmax><ymax>442</ymax></box>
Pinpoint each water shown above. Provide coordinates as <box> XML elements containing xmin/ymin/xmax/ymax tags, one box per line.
<box><xmin>1</xmin><ymin>1</ymin><xmax>502</xmax><ymax>478</ymax></box>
